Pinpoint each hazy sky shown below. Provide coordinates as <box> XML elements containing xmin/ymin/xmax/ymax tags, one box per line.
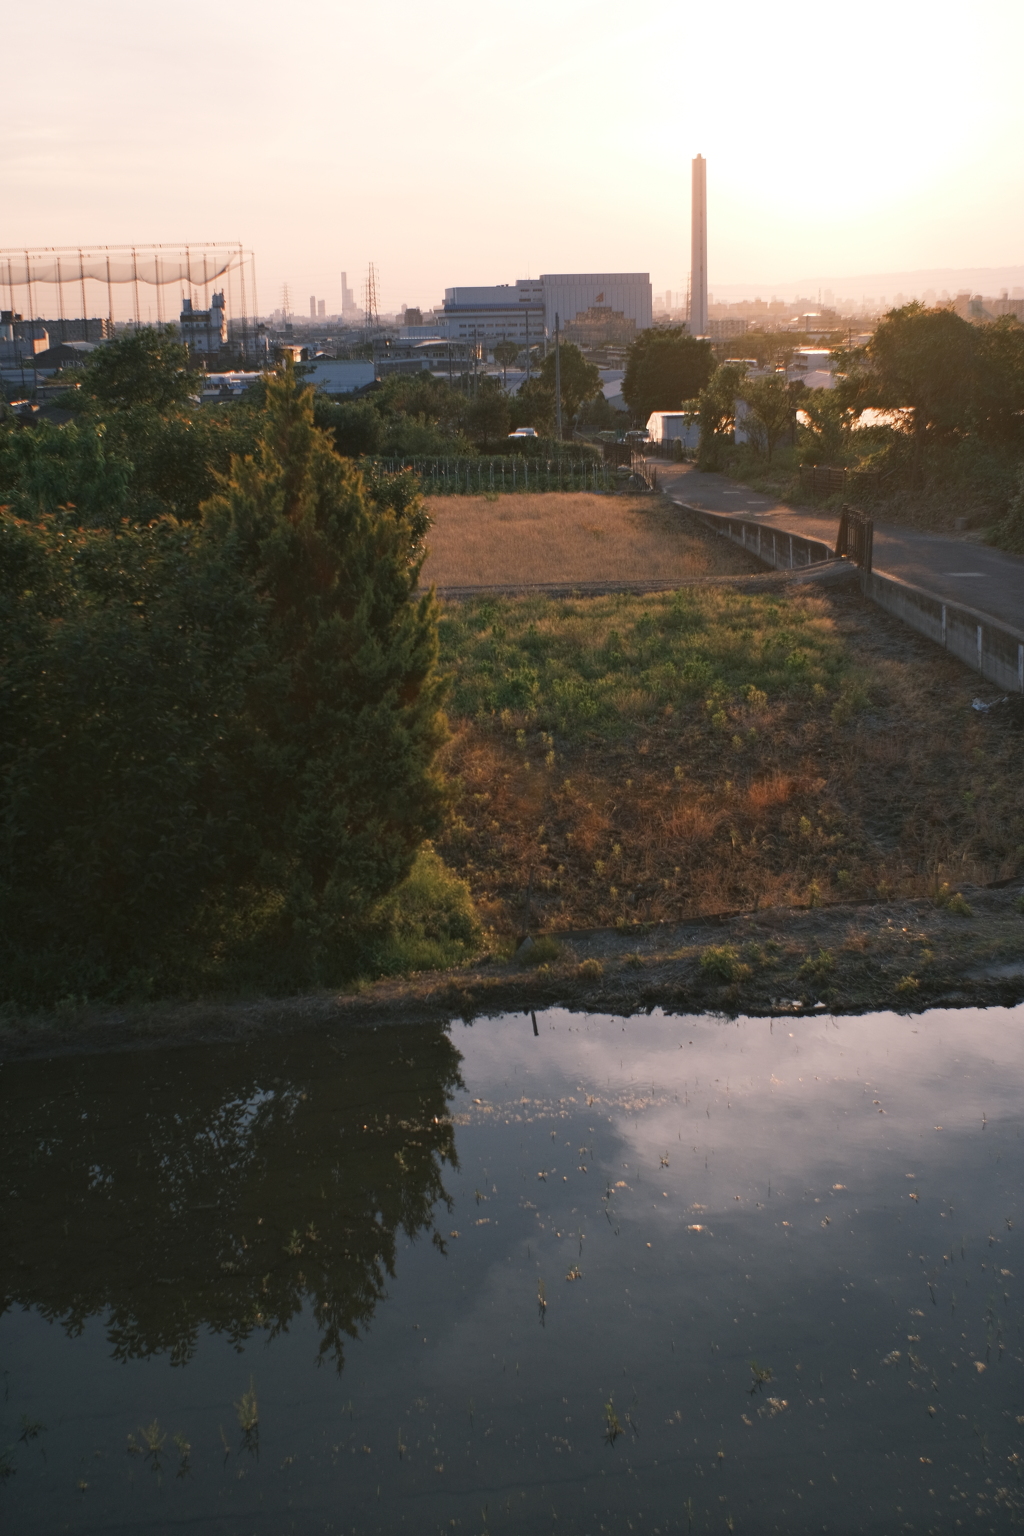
<box><xmin>4</xmin><ymin>0</ymin><xmax>1023</xmax><ymax>316</ymax></box>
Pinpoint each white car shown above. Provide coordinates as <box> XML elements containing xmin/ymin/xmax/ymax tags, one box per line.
<box><xmin>508</xmin><ymin>427</ymin><xmax>538</xmax><ymax>438</ymax></box>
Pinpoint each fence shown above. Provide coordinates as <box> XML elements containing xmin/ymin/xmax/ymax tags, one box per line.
<box><xmin>372</xmin><ymin>455</ymin><xmax>613</xmax><ymax>494</ymax></box>
<box><xmin>798</xmin><ymin>464</ymin><xmax>896</xmax><ymax>497</ymax></box>
<box><xmin>835</xmin><ymin>506</ymin><xmax>874</xmax><ymax>572</ymax></box>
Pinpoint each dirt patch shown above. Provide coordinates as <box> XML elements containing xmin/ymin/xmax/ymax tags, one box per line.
<box><xmin>419</xmin><ymin>492</ymin><xmax>760</xmax><ymax>590</ymax></box>
<box><xmin>3</xmin><ymin>884</ymin><xmax>1023</xmax><ymax>1063</ymax></box>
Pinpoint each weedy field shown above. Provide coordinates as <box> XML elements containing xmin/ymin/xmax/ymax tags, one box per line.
<box><xmin>435</xmin><ymin>576</ymin><xmax>1024</xmax><ymax>935</ymax></box>
<box><xmin>419</xmin><ymin>492</ymin><xmax>756</xmax><ymax>589</ymax></box>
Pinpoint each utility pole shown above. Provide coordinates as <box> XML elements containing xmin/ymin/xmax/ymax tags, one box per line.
<box><xmin>554</xmin><ymin>312</ymin><xmax>562</xmax><ymax>439</ymax></box>
<box><xmin>525</xmin><ymin>307</ymin><xmax>530</xmax><ymax>382</ymax></box>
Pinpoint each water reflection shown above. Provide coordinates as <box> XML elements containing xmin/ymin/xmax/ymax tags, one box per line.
<box><xmin>1</xmin><ymin>1024</ymin><xmax>462</xmax><ymax>1369</ymax></box>
<box><xmin>2</xmin><ymin>1006</ymin><xmax>1024</xmax><ymax>1534</ymax></box>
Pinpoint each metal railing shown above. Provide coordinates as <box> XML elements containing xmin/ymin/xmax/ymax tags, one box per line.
<box><xmin>835</xmin><ymin>506</ymin><xmax>874</xmax><ymax>572</ymax></box>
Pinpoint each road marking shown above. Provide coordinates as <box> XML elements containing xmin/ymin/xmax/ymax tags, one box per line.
<box><xmin>942</xmin><ymin>572</ymin><xmax>987</xmax><ymax>577</ymax></box>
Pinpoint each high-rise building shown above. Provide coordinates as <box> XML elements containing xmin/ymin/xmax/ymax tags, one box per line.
<box><xmin>317</xmin><ymin>299</ymin><xmax>326</xmax><ymax>317</ymax></box>
<box><xmin>309</xmin><ymin>295</ymin><xmax>316</xmax><ymax>319</ymax></box>
<box><xmin>340</xmin><ymin>271</ymin><xmax>358</xmax><ymax>320</ymax></box>
<box><xmin>690</xmin><ymin>154</ymin><xmax>708</xmax><ymax>337</ymax></box>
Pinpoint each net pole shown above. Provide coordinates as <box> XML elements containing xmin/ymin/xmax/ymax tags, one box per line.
<box><xmin>131</xmin><ymin>247</ymin><xmax>140</xmax><ymax>325</ymax></box>
<box><xmin>57</xmin><ymin>254</ymin><xmax>66</xmax><ymax>342</ymax></box>
<box><xmin>249</xmin><ymin>251</ymin><xmax>260</xmax><ymax>355</ymax></box>
<box><xmin>155</xmin><ymin>254</ymin><xmax>163</xmax><ymax>325</ymax></box>
<box><xmin>25</xmin><ymin>249</ymin><xmax>35</xmax><ymax>322</ymax></box>
<box><xmin>78</xmin><ymin>250</ymin><xmax>87</xmax><ymax>338</ymax></box>
<box><xmin>105</xmin><ymin>252</ymin><xmax>114</xmax><ymax>334</ymax></box>
<box><xmin>237</xmin><ymin>245</ymin><xmax>249</xmax><ymax>360</ymax></box>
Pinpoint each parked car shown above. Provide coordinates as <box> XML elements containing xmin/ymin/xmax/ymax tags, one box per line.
<box><xmin>508</xmin><ymin>427</ymin><xmax>538</xmax><ymax>438</ymax></box>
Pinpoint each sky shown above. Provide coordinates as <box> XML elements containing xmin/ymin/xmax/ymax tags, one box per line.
<box><xmin>4</xmin><ymin>0</ymin><xmax>1024</xmax><ymax>319</ymax></box>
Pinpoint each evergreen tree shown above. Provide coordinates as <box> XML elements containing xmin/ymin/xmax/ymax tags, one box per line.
<box><xmin>0</xmin><ymin>368</ymin><xmax>452</xmax><ymax>1001</ymax></box>
<box><xmin>202</xmin><ymin>368</ymin><xmax>451</xmax><ymax>977</ymax></box>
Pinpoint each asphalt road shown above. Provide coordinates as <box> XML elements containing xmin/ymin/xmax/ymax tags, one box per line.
<box><xmin>655</xmin><ymin>461</ymin><xmax>1024</xmax><ymax>634</ymax></box>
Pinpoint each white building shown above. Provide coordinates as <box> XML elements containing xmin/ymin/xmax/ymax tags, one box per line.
<box><xmin>440</xmin><ymin>281</ymin><xmax>545</xmax><ymax>346</ymax></box>
<box><xmin>435</xmin><ymin>273</ymin><xmax>653</xmax><ymax>348</ymax></box>
<box><xmin>787</xmin><ymin>348</ymin><xmax>837</xmax><ymax>391</ymax></box>
<box><xmin>180</xmin><ymin>292</ymin><xmax>227</xmax><ymax>353</ymax></box>
<box><xmin>541</xmin><ymin>273</ymin><xmax>652</xmax><ymax>337</ymax></box>
<box><xmin>299</xmin><ymin>359</ymin><xmax>375</xmax><ymax>396</ymax></box>
<box><xmin>646</xmin><ymin>410</ymin><xmax>699</xmax><ymax>449</ymax></box>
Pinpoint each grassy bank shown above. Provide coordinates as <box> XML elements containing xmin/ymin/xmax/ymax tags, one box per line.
<box><xmin>435</xmin><ymin>579</ymin><xmax>1024</xmax><ymax>936</ymax></box>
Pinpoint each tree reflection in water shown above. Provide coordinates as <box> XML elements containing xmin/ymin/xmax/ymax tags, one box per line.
<box><xmin>0</xmin><ymin>1024</ymin><xmax>462</xmax><ymax>1371</ymax></box>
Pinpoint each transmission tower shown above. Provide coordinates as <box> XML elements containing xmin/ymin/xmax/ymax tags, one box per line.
<box><xmin>280</xmin><ymin>282</ymin><xmax>291</xmax><ymax>322</ymax></box>
<box><xmin>363</xmin><ymin>263</ymin><xmax>380</xmax><ymax>335</ymax></box>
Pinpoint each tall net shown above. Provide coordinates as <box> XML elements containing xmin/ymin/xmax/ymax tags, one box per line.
<box><xmin>0</xmin><ymin>244</ymin><xmax>258</xmax><ymax>348</ymax></box>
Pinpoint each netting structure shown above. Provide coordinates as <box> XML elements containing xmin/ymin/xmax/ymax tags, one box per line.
<box><xmin>0</xmin><ymin>243</ymin><xmax>259</xmax><ymax>350</ymax></box>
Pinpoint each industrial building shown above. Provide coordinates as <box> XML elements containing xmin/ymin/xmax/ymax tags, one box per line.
<box><xmin>430</xmin><ymin>273</ymin><xmax>652</xmax><ymax>347</ymax></box>
<box><xmin>540</xmin><ymin>274</ymin><xmax>652</xmax><ymax>337</ymax></box>
<box><xmin>439</xmin><ymin>280</ymin><xmax>545</xmax><ymax>345</ymax></box>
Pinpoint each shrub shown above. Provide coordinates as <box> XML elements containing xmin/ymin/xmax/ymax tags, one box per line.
<box><xmin>522</xmin><ymin>935</ymin><xmax>562</xmax><ymax>966</ymax></box>
<box><xmin>934</xmin><ymin>883</ymin><xmax>973</xmax><ymax>916</ymax></box>
<box><xmin>798</xmin><ymin>949</ymin><xmax>835</xmax><ymax>984</ymax></box>
<box><xmin>699</xmin><ymin>944</ymin><xmax>750</xmax><ymax>983</ymax></box>
<box><xmin>577</xmin><ymin>957</ymin><xmax>604</xmax><ymax>979</ymax></box>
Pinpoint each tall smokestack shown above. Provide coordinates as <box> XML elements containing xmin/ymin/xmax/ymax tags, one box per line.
<box><xmin>690</xmin><ymin>154</ymin><xmax>708</xmax><ymax>337</ymax></box>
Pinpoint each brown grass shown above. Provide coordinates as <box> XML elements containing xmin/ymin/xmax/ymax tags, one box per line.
<box><xmin>419</xmin><ymin>492</ymin><xmax>756</xmax><ymax>589</ymax></box>
<box><xmin>435</xmin><ymin>583</ymin><xmax>1024</xmax><ymax>936</ymax></box>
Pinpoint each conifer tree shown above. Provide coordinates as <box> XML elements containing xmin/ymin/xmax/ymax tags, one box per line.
<box><xmin>201</xmin><ymin>367</ymin><xmax>450</xmax><ymax>978</ymax></box>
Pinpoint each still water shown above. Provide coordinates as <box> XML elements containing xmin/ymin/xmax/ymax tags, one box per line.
<box><xmin>2</xmin><ymin>1006</ymin><xmax>1023</xmax><ymax>1534</ymax></box>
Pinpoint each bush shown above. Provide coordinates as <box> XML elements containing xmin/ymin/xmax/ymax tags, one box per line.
<box><xmin>987</xmin><ymin>467</ymin><xmax>1024</xmax><ymax>554</ymax></box>
<box><xmin>356</xmin><ymin>847</ymin><xmax>480</xmax><ymax>975</ymax></box>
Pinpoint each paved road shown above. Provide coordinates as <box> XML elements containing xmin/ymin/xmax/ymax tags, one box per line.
<box><xmin>655</xmin><ymin>461</ymin><xmax>1024</xmax><ymax>634</ymax></box>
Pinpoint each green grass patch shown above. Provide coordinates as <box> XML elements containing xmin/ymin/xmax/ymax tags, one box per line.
<box><xmin>439</xmin><ymin>588</ymin><xmax>849</xmax><ymax>739</ymax></box>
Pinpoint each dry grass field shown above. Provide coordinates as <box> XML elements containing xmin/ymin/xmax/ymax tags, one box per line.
<box><xmin>419</xmin><ymin>492</ymin><xmax>756</xmax><ymax>589</ymax></box>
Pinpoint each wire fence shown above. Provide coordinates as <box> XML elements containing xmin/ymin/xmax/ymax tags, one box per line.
<box><xmin>372</xmin><ymin>455</ymin><xmax>616</xmax><ymax>494</ymax></box>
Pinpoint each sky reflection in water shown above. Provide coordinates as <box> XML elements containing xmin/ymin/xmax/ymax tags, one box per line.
<box><xmin>2</xmin><ymin>1005</ymin><xmax>1023</xmax><ymax>1533</ymax></box>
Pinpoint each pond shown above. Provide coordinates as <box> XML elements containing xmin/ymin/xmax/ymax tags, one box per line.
<box><xmin>2</xmin><ymin>1006</ymin><xmax>1023</xmax><ymax>1533</ymax></box>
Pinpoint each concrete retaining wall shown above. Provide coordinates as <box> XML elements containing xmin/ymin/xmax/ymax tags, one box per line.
<box><xmin>689</xmin><ymin>507</ymin><xmax>834</xmax><ymax>571</ymax></box>
<box><xmin>688</xmin><ymin>501</ymin><xmax>1024</xmax><ymax>694</ymax></box>
<box><xmin>864</xmin><ymin>569</ymin><xmax>1024</xmax><ymax>695</ymax></box>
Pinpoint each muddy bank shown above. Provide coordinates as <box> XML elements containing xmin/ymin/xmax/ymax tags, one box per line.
<box><xmin>3</xmin><ymin>884</ymin><xmax>1024</xmax><ymax>1063</ymax></box>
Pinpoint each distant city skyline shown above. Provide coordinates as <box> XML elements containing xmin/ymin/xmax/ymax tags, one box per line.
<box><xmin>3</xmin><ymin>0</ymin><xmax>1023</xmax><ymax>320</ymax></box>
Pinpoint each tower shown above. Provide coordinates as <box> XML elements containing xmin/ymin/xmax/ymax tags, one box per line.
<box><xmin>690</xmin><ymin>154</ymin><xmax>708</xmax><ymax>337</ymax></box>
